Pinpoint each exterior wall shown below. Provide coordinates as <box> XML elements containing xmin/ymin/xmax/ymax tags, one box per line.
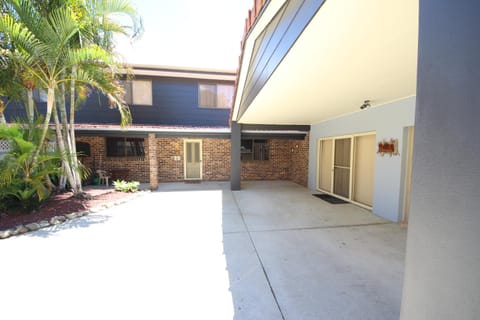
<box><xmin>76</xmin><ymin>136</ymin><xmax>150</xmax><ymax>183</ymax></box>
<box><xmin>308</xmin><ymin>97</ymin><xmax>416</xmax><ymax>221</ymax></box>
<box><xmin>156</xmin><ymin>137</ymin><xmax>231</xmax><ymax>182</ymax></box>
<box><xmin>4</xmin><ymin>78</ymin><xmax>232</xmax><ymax>127</ymax></box>
<box><xmin>157</xmin><ymin>138</ymin><xmax>184</xmax><ymax>182</ymax></box>
<box><xmin>400</xmin><ymin>2</ymin><xmax>480</xmax><ymax>318</ymax></box>
<box><xmin>202</xmin><ymin>138</ymin><xmax>231</xmax><ymax>181</ymax></box>
<box><xmin>241</xmin><ymin>139</ymin><xmax>290</xmax><ymax>181</ymax></box>
<box><xmin>76</xmin><ymin>135</ymin><xmax>309</xmax><ymax>185</ymax></box>
<box><xmin>289</xmin><ymin>133</ymin><xmax>309</xmax><ymax>187</ymax></box>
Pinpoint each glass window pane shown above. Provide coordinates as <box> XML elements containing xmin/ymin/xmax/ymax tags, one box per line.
<box><xmin>132</xmin><ymin>80</ymin><xmax>152</xmax><ymax>106</ymax></box>
<box><xmin>216</xmin><ymin>85</ymin><xmax>234</xmax><ymax>109</ymax></box>
<box><xmin>123</xmin><ymin>80</ymin><xmax>133</xmax><ymax>105</ymax></box>
<box><xmin>199</xmin><ymin>84</ymin><xmax>216</xmax><ymax>108</ymax></box>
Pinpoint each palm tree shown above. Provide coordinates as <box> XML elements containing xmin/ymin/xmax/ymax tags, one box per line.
<box><xmin>0</xmin><ymin>0</ymin><xmax>140</xmax><ymax>196</ymax></box>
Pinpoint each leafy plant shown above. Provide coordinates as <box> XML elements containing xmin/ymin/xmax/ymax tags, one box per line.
<box><xmin>113</xmin><ymin>180</ymin><xmax>139</xmax><ymax>193</ymax></box>
<box><xmin>0</xmin><ymin>123</ymin><xmax>60</xmax><ymax>212</ymax></box>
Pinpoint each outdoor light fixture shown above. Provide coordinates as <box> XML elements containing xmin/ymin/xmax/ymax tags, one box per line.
<box><xmin>360</xmin><ymin>100</ymin><xmax>371</xmax><ymax>110</ymax></box>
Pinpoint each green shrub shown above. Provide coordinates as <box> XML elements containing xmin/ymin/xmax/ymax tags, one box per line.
<box><xmin>0</xmin><ymin>123</ymin><xmax>60</xmax><ymax>212</ymax></box>
<box><xmin>113</xmin><ymin>180</ymin><xmax>140</xmax><ymax>193</ymax></box>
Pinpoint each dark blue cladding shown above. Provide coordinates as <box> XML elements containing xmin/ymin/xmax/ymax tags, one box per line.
<box><xmin>4</xmin><ymin>77</ymin><xmax>231</xmax><ymax>127</ymax></box>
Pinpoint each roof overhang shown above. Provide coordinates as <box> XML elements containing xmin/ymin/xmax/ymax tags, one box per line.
<box><xmin>74</xmin><ymin>124</ymin><xmax>308</xmax><ymax>140</ymax></box>
<box><xmin>232</xmin><ymin>0</ymin><xmax>419</xmax><ymax>125</ymax></box>
<box><xmin>122</xmin><ymin>64</ymin><xmax>236</xmax><ymax>82</ymax></box>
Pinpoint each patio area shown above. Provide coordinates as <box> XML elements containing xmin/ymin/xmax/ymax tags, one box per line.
<box><xmin>0</xmin><ymin>181</ymin><xmax>406</xmax><ymax>320</ymax></box>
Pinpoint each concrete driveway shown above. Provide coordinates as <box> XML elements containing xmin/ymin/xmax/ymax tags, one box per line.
<box><xmin>0</xmin><ymin>181</ymin><xmax>406</xmax><ymax>320</ymax></box>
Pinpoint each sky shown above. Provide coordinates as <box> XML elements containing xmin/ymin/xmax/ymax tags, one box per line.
<box><xmin>114</xmin><ymin>0</ymin><xmax>253</xmax><ymax>71</ymax></box>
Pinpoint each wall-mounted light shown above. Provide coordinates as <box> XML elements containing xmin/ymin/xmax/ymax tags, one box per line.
<box><xmin>360</xmin><ymin>100</ymin><xmax>371</xmax><ymax>110</ymax></box>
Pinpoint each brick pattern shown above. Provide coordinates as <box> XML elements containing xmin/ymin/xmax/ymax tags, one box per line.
<box><xmin>156</xmin><ymin>137</ymin><xmax>231</xmax><ymax>182</ymax></box>
<box><xmin>288</xmin><ymin>133</ymin><xmax>309</xmax><ymax>187</ymax></box>
<box><xmin>202</xmin><ymin>138</ymin><xmax>231</xmax><ymax>180</ymax></box>
<box><xmin>157</xmin><ymin>137</ymin><xmax>184</xmax><ymax>181</ymax></box>
<box><xmin>148</xmin><ymin>133</ymin><xmax>158</xmax><ymax>189</ymax></box>
<box><xmin>76</xmin><ymin>134</ymin><xmax>309</xmax><ymax>186</ymax></box>
<box><xmin>76</xmin><ymin>136</ymin><xmax>150</xmax><ymax>183</ymax></box>
<box><xmin>241</xmin><ymin>139</ymin><xmax>290</xmax><ymax>181</ymax></box>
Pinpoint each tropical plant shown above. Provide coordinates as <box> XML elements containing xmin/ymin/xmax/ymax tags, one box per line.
<box><xmin>0</xmin><ymin>123</ymin><xmax>60</xmax><ymax>211</ymax></box>
<box><xmin>0</xmin><ymin>0</ymin><xmax>142</xmax><ymax>197</ymax></box>
<box><xmin>113</xmin><ymin>179</ymin><xmax>139</xmax><ymax>193</ymax></box>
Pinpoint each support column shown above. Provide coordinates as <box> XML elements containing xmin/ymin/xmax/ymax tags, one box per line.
<box><xmin>148</xmin><ymin>133</ymin><xmax>158</xmax><ymax>190</ymax></box>
<box><xmin>230</xmin><ymin>121</ymin><xmax>241</xmax><ymax>190</ymax></box>
<box><xmin>400</xmin><ymin>1</ymin><xmax>480</xmax><ymax>319</ymax></box>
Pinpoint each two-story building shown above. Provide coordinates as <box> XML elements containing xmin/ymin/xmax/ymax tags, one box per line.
<box><xmin>3</xmin><ymin>64</ymin><xmax>309</xmax><ymax>189</ymax></box>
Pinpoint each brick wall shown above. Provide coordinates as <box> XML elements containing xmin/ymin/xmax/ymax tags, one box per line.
<box><xmin>157</xmin><ymin>137</ymin><xmax>184</xmax><ymax>181</ymax></box>
<box><xmin>76</xmin><ymin>136</ymin><xmax>150</xmax><ymax>183</ymax></box>
<box><xmin>202</xmin><ymin>138</ymin><xmax>231</xmax><ymax>180</ymax></box>
<box><xmin>241</xmin><ymin>139</ymin><xmax>290</xmax><ymax>181</ymax></box>
<box><xmin>288</xmin><ymin>132</ymin><xmax>309</xmax><ymax>187</ymax></box>
<box><xmin>156</xmin><ymin>137</ymin><xmax>231</xmax><ymax>182</ymax></box>
<box><xmin>76</xmin><ymin>134</ymin><xmax>309</xmax><ymax>186</ymax></box>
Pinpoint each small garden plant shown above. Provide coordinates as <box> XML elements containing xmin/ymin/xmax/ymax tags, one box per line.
<box><xmin>113</xmin><ymin>180</ymin><xmax>140</xmax><ymax>193</ymax></box>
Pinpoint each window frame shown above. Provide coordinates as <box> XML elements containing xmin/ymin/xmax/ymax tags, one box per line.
<box><xmin>123</xmin><ymin>79</ymin><xmax>153</xmax><ymax>106</ymax></box>
<box><xmin>241</xmin><ymin>139</ymin><xmax>269</xmax><ymax>161</ymax></box>
<box><xmin>198</xmin><ymin>83</ymin><xmax>234</xmax><ymax>109</ymax></box>
<box><xmin>106</xmin><ymin>137</ymin><xmax>145</xmax><ymax>158</ymax></box>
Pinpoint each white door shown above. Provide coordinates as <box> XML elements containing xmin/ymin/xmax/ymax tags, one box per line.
<box><xmin>318</xmin><ymin>139</ymin><xmax>333</xmax><ymax>192</ymax></box>
<box><xmin>353</xmin><ymin>134</ymin><xmax>376</xmax><ymax>206</ymax></box>
<box><xmin>184</xmin><ymin>140</ymin><xmax>202</xmax><ymax>180</ymax></box>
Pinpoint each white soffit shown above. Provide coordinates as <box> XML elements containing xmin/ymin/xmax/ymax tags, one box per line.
<box><xmin>236</xmin><ymin>0</ymin><xmax>419</xmax><ymax>125</ymax></box>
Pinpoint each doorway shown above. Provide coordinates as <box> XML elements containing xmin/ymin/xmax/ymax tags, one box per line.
<box><xmin>317</xmin><ymin>133</ymin><xmax>376</xmax><ymax>208</ymax></box>
<box><xmin>184</xmin><ymin>140</ymin><xmax>202</xmax><ymax>180</ymax></box>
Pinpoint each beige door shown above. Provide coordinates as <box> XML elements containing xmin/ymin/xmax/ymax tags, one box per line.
<box><xmin>333</xmin><ymin>138</ymin><xmax>352</xmax><ymax>199</ymax></box>
<box><xmin>353</xmin><ymin>134</ymin><xmax>376</xmax><ymax>206</ymax></box>
<box><xmin>184</xmin><ymin>140</ymin><xmax>202</xmax><ymax>180</ymax></box>
<box><xmin>318</xmin><ymin>139</ymin><xmax>333</xmax><ymax>192</ymax></box>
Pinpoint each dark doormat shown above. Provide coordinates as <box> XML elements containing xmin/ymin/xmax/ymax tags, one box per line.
<box><xmin>313</xmin><ymin>193</ymin><xmax>348</xmax><ymax>204</ymax></box>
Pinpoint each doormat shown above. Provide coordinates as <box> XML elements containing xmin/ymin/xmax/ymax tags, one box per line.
<box><xmin>313</xmin><ymin>194</ymin><xmax>348</xmax><ymax>204</ymax></box>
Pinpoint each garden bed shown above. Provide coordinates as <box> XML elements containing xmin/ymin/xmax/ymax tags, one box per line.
<box><xmin>0</xmin><ymin>188</ymin><xmax>138</xmax><ymax>232</ymax></box>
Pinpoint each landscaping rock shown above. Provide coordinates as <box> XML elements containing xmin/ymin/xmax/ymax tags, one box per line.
<box><xmin>13</xmin><ymin>225</ymin><xmax>28</xmax><ymax>235</ymax></box>
<box><xmin>89</xmin><ymin>207</ymin><xmax>102</xmax><ymax>213</ymax></box>
<box><xmin>25</xmin><ymin>223</ymin><xmax>41</xmax><ymax>231</ymax></box>
<box><xmin>77</xmin><ymin>211</ymin><xmax>89</xmax><ymax>217</ymax></box>
<box><xmin>0</xmin><ymin>229</ymin><xmax>12</xmax><ymax>239</ymax></box>
<box><xmin>65</xmin><ymin>212</ymin><xmax>78</xmax><ymax>220</ymax></box>
<box><xmin>38</xmin><ymin>220</ymin><xmax>50</xmax><ymax>228</ymax></box>
<box><xmin>50</xmin><ymin>216</ymin><xmax>66</xmax><ymax>225</ymax></box>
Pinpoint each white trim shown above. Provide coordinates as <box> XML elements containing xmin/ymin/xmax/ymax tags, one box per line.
<box><xmin>75</xmin><ymin>126</ymin><xmax>231</xmax><ymax>134</ymax></box>
<box><xmin>183</xmin><ymin>139</ymin><xmax>203</xmax><ymax>180</ymax></box>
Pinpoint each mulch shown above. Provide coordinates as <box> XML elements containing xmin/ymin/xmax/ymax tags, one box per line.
<box><xmin>0</xmin><ymin>188</ymin><xmax>137</xmax><ymax>231</ymax></box>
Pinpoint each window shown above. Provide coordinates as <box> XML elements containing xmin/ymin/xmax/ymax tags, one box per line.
<box><xmin>241</xmin><ymin>139</ymin><xmax>269</xmax><ymax>160</ymax></box>
<box><xmin>123</xmin><ymin>80</ymin><xmax>152</xmax><ymax>106</ymax></box>
<box><xmin>76</xmin><ymin>142</ymin><xmax>91</xmax><ymax>157</ymax></box>
<box><xmin>106</xmin><ymin>137</ymin><xmax>145</xmax><ymax>157</ymax></box>
<box><xmin>199</xmin><ymin>83</ymin><xmax>234</xmax><ymax>109</ymax></box>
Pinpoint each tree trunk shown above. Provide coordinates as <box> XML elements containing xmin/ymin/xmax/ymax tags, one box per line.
<box><xmin>69</xmin><ymin>68</ymin><xmax>82</xmax><ymax>193</ymax></box>
<box><xmin>26</xmin><ymin>89</ymin><xmax>34</xmax><ymax>124</ymax></box>
<box><xmin>33</xmin><ymin>85</ymin><xmax>55</xmax><ymax>165</ymax></box>
<box><xmin>0</xmin><ymin>110</ymin><xmax>6</xmax><ymax>125</ymax></box>
<box><xmin>52</xmin><ymin>101</ymin><xmax>76</xmax><ymax>192</ymax></box>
